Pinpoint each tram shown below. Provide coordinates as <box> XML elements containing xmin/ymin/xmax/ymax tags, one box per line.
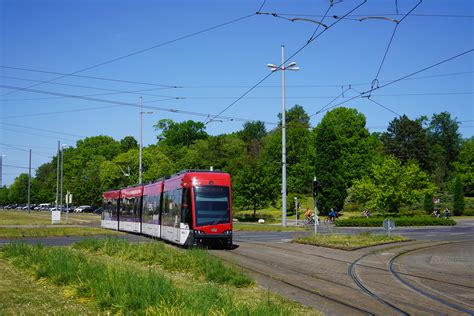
<box><xmin>101</xmin><ymin>170</ymin><xmax>233</xmax><ymax>247</ymax></box>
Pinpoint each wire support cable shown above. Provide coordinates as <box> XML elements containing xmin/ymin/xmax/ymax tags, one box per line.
<box><xmin>1</xmin><ymin>13</ymin><xmax>256</xmax><ymax>97</ymax></box>
<box><xmin>206</xmin><ymin>0</ymin><xmax>367</xmax><ymax>124</ymax></box>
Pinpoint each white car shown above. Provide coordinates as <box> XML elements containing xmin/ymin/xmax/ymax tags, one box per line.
<box><xmin>74</xmin><ymin>205</ymin><xmax>91</xmax><ymax>213</ymax></box>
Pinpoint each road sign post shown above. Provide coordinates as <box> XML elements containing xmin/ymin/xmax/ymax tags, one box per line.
<box><xmin>383</xmin><ymin>218</ymin><xmax>395</xmax><ymax>237</ymax></box>
<box><xmin>66</xmin><ymin>192</ymin><xmax>72</xmax><ymax>223</ymax></box>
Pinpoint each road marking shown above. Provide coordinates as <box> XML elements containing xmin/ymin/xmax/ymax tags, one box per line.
<box><xmin>449</xmin><ymin>233</ymin><xmax>466</xmax><ymax>235</ymax></box>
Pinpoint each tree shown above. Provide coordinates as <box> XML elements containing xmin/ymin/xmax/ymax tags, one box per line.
<box><xmin>453</xmin><ymin>175</ymin><xmax>465</xmax><ymax>215</ymax></box>
<box><xmin>382</xmin><ymin>115</ymin><xmax>430</xmax><ymax>171</ymax></box>
<box><xmin>423</xmin><ymin>192</ymin><xmax>434</xmax><ymax>214</ymax></box>
<box><xmin>238</xmin><ymin>121</ymin><xmax>267</xmax><ymax>143</ymax></box>
<box><xmin>452</xmin><ymin>137</ymin><xmax>474</xmax><ymax>195</ymax></box>
<box><xmin>120</xmin><ymin>136</ymin><xmax>138</xmax><ymax>152</ymax></box>
<box><xmin>154</xmin><ymin>119</ymin><xmax>208</xmax><ymax>147</ymax></box>
<box><xmin>232</xmin><ymin>160</ymin><xmax>279</xmax><ymax>218</ymax></box>
<box><xmin>313</xmin><ymin>107</ymin><xmax>377</xmax><ymax>214</ymax></box>
<box><xmin>351</xmin><ymin>156</ymin><xmax>435</xmax><ymax>213</ymax></box>
<box><xmin>427</xmin><ymin>112</ymin><xmax>461</xmax><ymax>185</ymax></box>
<box><xmin>0</xmin><ymin>186</ymin><xmax>10</xmax><ymax>205</ymax></box>
<box><xmin>8</xmin><ymin>174</ymin><xmax>29</xmax><ymax>204</ymax></box>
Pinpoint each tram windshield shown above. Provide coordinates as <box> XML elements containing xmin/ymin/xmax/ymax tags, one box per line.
<box><xmin>194</xmin><ymin>186</ymin><xmax>230</xmax><ymax>226</ymax></box>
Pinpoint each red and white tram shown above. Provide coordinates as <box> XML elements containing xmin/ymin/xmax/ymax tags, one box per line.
<box><xmin>101</xmin><ymin>170</ymin><xmax>233</xmax><ymax>247</ymax></box>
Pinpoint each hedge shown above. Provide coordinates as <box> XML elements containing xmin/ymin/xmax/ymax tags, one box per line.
<box><xmin>335</xmin><ymin>216</ymin><xmax>456</xmax><ymax>227</ymax></box>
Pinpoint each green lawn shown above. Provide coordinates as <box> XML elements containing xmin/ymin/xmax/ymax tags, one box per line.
<box><xmin>294</xmin><ymin>232</ymin><xmax>408</xmax><ymax>250</ymax></box>
<box><xmin>0</xmin><ymin>258</ymin><xmax>98</xmax><ymax>315</ymax></box>
<box><xmin>1</xmin><ymin>242</ymin><xmax>319</xmax><ymax>315</ymax></box>
<box><xmin>0</xmin><ymin>227</ymin><xmax>123</xmax><ymax>238</ymax></box>
<box><xmin>0</xmin><ymin>210</ymin><xmax>100</xmax><ymax>226</ymax></box>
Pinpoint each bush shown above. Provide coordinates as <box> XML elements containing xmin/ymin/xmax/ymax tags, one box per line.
<box><xmin>234</xmin><ymin>213</ymin><xmax>275</xmax><ymax>222</ymax></box>
<box><xmin>453</xmin><ymin>176</ymin><xmax>465</xmax><ymax>215</ymax></box>
<box><xmin>463</xmin><ymin>209</ymin><xmax>474</xmax><ymax>216</ymax></box>
<box><xmin>335</xmin><ymin>216</ymin><xmax>456</xmax><ymax>227</ymax></box>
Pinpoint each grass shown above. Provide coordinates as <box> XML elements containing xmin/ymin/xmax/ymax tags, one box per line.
<box><xmin>0</xmin><ymin>210</ymin><xmax>100</xmax><ymax>226</ymax></box>
<box><xmin>74</xmin><ymin>237</ymin><xmax>253</xmax><ymax>287</ymax></box>
<box><xmin>0</xmin><ymin>227</ymin><xmax>123</xmax><ymax>238</ymax></box>
<box><xmin>0</xmin><ymin>257</ymin><xmax>98</xmax><ymax>315</ymax></box>
<box><xmin>335</xmin><ymin>216</ymin><xmax>456</xmax><ymax>227</ymax></box>
<box><xmin>233</xmin><ymin>222</ymin><xmax>308</xmax><ymax>232</ymax></box>
<box><xmin>294</xmin><ymin>232</ymin><xmax>408</xmax><ymax>250</ymax></box>
<box><xmin>1</xmin><ymin>243</ymin><xmax>316</xmax><ymax>315</ymax></box>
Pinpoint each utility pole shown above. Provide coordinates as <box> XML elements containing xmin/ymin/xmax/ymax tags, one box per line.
<box><xmin>60</xmin><ymin>145</ymin><xmax>64</xmax><ymax>212</ymax></box>
<box><xmin>27</xmin><ymin>149</ymin><xmax>31</xmax><ymax>213</ymax></box>
<box><xmin>0</xmin><ymin>155</ymin><xmax>5</xmax><ymax>188</ymax></box>
<box><xmin>56</xmin><ymin>141</ymin><xmax>60</xmax><ymax>212</ymax></box>
<box><xmin>139</xmin><ymin>97</ymin><xmax>143</xmax><ymax>184</ymax></box>
<box><xmin>313</xmin><ymin>176</ymin><xmax>319</xmax><ymax>234</ymax></box>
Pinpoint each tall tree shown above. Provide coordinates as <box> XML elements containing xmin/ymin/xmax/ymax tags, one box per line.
<box><xmin>8</xmin><ymin>174</ymin><xmax>29</xmax><ymax>204</ymax></box>
<box><xmin>427</xmin><ymin>112</ymin><xmax>461</xmax><ymax>185</ymax></box>
<box><xmin>0</xmin><ymin>186</ymin><xmax>10</xmax><ymax>205</ymax></box>
<box><xmin>452</xmin><ymin>175</ymin><xmax>465</xmax><ymax>215</ymax></box>
<box><xmin>351</xmin><ymin>156</ymin><xmax>435</xmax><ymax>213</ymax></box>
<box><xmin>120</xmin><ymin>136</ymin><xmax>138</xmax><ymax>152</ymax></box>
<box><xmin>452</xmin><ymin>137</ymin><xmax>474</xmax><ymax>195</ymax></box>
<box><xmin>232</xmin><ymin>160</ymin><xmax>279</xmax><ymax>218</ymax></box>
<box><xmin>382</xmin><ymin>115</ymin><xmax>430</xmax><ymax>171</ymax></box>
<box><xmin>313</xmin><ymin>107</ymin><xmax>377</xmax><ymax>214</ymax></box>
<box><xmin>154</xmin><ymin>119</ymin><xmax>208</xmax><ymax>147</ymax></box>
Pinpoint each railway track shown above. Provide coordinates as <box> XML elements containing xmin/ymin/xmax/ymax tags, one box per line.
<box><xmin>216</xmin><ymin>250</ymin><xmax>375</xmax><ymax>315</ymax></box>
<box><xmin>389</xmin><ymin>247</ymin><xmax>474</xmax><ymax>315</ymax></box>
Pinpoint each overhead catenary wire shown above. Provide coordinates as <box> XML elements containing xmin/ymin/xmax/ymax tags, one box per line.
<box><xmin>1</xmin><ymin>12</ymin><xmax>257</xmax><ymax>97</ymax></box>
<box><xmin>309</xmin><ymin>48</ymin><xmax>474</xmax><ymax>117</ymax></box>
<box><xmin>2</xmin><ymin>65</ymin><xmax>471</xmax><ymax>90</ymax></box>
<box><xmin>0</xmin><ymin>84</ymin><xmax>279</xmax><ymax>125</ymax></box>
<box><xmin>370</xmin><ymin>0</ymin><xmax>422</xmax><ymax>93</ymax></box>
<box><xmin>0</xmin><ymin>122</ymin><xmax>85</xmax><ymax>139</ymax></box>
<box><xmin>206</xmin><ymin>0</ymin><xmax>368</xmax><ymax>124</ymax></box>
<box><xmin>0</xmin><ymin>143</ymin><xmax>53</xmax><ymax>158</ymax></box>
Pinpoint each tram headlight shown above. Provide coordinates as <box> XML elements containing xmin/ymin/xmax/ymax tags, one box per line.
<box><xmin>194</xmin><ymin>230</ymin><xmax>205</xmax><ymax>235</ymax></box>
<box><xmin>223</xmin><ymin>230</ymin><xmax>232</xmax><ymax>235</ymax></box>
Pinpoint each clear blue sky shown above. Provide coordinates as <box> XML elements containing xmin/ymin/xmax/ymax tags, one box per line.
<box><xmin>1</xmin><ymin>0</ymin><xmax>473</xmax><ymax>186</ymax></box>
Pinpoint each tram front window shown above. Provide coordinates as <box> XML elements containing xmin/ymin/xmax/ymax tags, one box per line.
<box><xmin>194</xmin><ymin>186</ymin><xmax>230</xmax><ymax>226</ymax></box>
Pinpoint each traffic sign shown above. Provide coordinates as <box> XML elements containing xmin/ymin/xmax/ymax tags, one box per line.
<box><xmin>383</xmin><ymin>218</ymin><xmax>395</xmax><ymax>237</ymax></box>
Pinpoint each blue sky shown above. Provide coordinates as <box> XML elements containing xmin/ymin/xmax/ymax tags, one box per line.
<box><xmin>1</xmin><ymin>0</ymin><xmax>473</xmax><ymax>186</ymax></box>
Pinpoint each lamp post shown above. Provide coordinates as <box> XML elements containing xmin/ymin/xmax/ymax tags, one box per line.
<box><xmin>139</xmin><ymin>97</ymin><xmax>153</xmax><ymax>184</ymax></box>
<box><xmin>313</xmin><ymin>176</ymin><xmax>319</xmax><ymax>234</ymax></box>
<box><xmin>267</xmin><ymin>45</ymin><xmax>299</xmax><ymax>227</ymax></box>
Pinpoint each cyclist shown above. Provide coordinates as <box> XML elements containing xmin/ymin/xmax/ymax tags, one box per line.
<box><xmin>304</xmin><ymin>208</ymin><xmax>313</xmax><ymax>223</ymax></box>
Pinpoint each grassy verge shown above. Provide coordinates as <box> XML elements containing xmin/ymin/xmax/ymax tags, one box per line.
<box><xmin>1</xmin><ymin>243</ymin><xmax>316</xmax><ymax>315</ymax></box>
<box><xmin>294</xmin><ymin>232</ymin><xmax>408</xmax><ymax>250</ymax></box>
<box><xmin>233</xmin><ymin>222</ymin><xmax>308</xmax><ymax>232</ymax></box>
<box><xmin>0</xmin><ymin>257</ymin><xmax>98</xmax><ymax>315</ymax></box>
<box><xmin>0</xmin><ymin>227</ymin><xmax>123</xmax><ymax>238</ymax></box>
<box><xmin>0</xmin><ymin>210</ymin><xmax>100</xmax><ymax>226</ymax></box>
<box><xmin>74</xmin><ymin>237</ymin><xmax>253</xmax><ymax>287</ymax></box>
<box><xmin>335</xmin><ymin>216</ymin><xmax>456</xmax><ymax>227</ymax></box>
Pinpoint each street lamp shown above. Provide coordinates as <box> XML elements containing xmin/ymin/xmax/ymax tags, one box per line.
<box><xmin>139</xmin><ymin>97</ymin><xmax>153</xmax><ymax>184</ymax></box>
<box><xmin>267</xmin><ymin>45</ymin><xmax>299</xmax><ymax>227</ymax></box>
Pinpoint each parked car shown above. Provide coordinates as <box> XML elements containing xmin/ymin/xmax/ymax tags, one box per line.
<box><xmin>74</xmin><ymin>205</ymin><xmax>91</xmax><ymax>213</ymax></box>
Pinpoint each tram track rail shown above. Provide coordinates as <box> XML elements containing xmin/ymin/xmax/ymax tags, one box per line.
<box><xmin>216</xmin><ymin>250</ymin><xmax>375</xmax><ymax>316</ymax></box>
<box><xmin>389</xmin><ymin>247</ymin><xmax>474</xmax><ymax>315</ymax></box>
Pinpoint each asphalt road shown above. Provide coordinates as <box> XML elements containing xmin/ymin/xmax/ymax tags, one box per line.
<box><xmin>234</xmin><ymin>218</ymin><xmax>474</xmax><ymax>243</ymax></box>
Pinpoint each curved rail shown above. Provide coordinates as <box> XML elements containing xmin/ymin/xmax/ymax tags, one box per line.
<box><xmin>348</xmin><ymin>253</ymin><xmax>410</xmax><ymax>316</ymax></box>
<box><xmin>389</xmin><ymin>248</ymin><xmax>474</xmax><ymax>315</ymax></box>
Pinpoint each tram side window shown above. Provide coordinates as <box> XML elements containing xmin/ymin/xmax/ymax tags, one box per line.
<box><xmin>133</xmin><ymin>196</ymin><xmax>142</xmax><ymax>222</ymax></box>
<box><xmin>120</xmin><ymin>198</ymin><xmax>133</xmax><ymax>221</ymax></box>
<box><xmin>181</xmin><ymin>188</ymin><xmax>192</xmax><ymax>229</ymax></box>
<box><xmin>143</xmin><ymin>194</ymin><xmax>161</xmax><ymax>225</ymax></box>
<box><xmin>162</xmin><ymin>189</ymin><xmax>182</xmax><ymax>227</ymax></box>
<box><xmin>102</xmin><ymin>199</ymin><xmax>118</xmax><ymax>221</ymax></box>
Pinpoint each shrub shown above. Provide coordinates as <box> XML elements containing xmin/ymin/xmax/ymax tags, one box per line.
<box><xmin>453</xmin><ymin>176</ymin><xmax>465</xmax><ymax>215</ymax></box>
<box><xmin>463</xmin><ymin>209</ymin><xmax>474</xmax><ymax>216</ymax></box>
<box><xmin>234</xmin><ymin>213</ymin><xmax>275</xmax><ymax>222</ymax></box>
<box><xmin>335</xmin><ymin>216</ymin><xmax>456</xmax><ymax>227</ymax></box>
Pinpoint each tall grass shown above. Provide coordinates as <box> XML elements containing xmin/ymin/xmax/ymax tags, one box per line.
<box><xmin>1</xmin><ymin>243</ymin><xmax>291</xmax><ymax>315</ymax></box>
<box><xmin>73</xmin><ymin>238</ymin><xmax>253</xmax><ymax>287</ymax></box>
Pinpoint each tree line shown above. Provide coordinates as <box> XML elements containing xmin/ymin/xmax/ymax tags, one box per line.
<box><xmin>1</xmin><ymin>106</ymin><xmax>472</xmax><ymax>216</ymax></box>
